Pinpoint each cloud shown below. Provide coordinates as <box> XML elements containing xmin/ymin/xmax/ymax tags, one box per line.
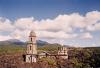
<box><xmin>14</xmin><ymin>17</ymin><xmax>35</xmax><ymax>30</ymax></box>
<box><xmin>10</xmin><ymin>29</ymin><xmax>30</xmax><ymax>41</ymax></box>
<box><xmin>0</xmin><ymin>11</ymin><xmax>100</xmax><ymax>45</ymax></box>
<box><xmin>87</xmin><ymin>22</ymin><xmax>100</xmax><ymax>31</ymax></box>
<box><xmin>86</xmin><ymin>11</ymin><xmax>100</xmax><ymax>24</ymax></box>
<box><xmin>86</xmin><ymin>11</ymin><xmax>100</xmax><ymax>31</ymax></box>
<box><xmin>0</xmin><ymin>35</ymin><xmax>12</xmax><ymax>41</ymax></box>
<box><xmin>0</xmin><ymin>17</ymin><xmax>14</xmax><ymax>32</ymax></box>
<box><xmin>79</xmin><ymin>32</ymin><xmax>93</xmax><ymax>39</ymax></box>
<box><xmin>36</xmin><ymin>30</ymin><xmax>77</xmax><ymax>39</ymax></box>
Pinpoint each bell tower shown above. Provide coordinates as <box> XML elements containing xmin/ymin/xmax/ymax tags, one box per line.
<box><xmin>27</xmin><ymin>31</ymin><xmax>37</xmax><ymax>54</ymax></box>
<box><xmin>25</xmin><ymin>30</ymin><xmax>37</xmax><ymax>63</ymax></box>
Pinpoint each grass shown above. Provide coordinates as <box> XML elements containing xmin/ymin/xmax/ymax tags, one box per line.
<box><xmin>0</xmin><ymin>45</ymin><xmax>25</xmax><ymax>54</ymax></box>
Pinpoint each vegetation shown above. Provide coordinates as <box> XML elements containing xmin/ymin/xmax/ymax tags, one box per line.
<box><xmin>68</xmin><ymin>47</ymin><xmax>100</xmax><ymax>68</ymax></box>
<box><xmin>39</xmin><ymin>57</ymin><xmax>56</xmax><ymax>65</ymax></box>
<box><xmin>0</xmin><ymin>43</ymin><xmax>100</xmax><ymax>68</ymax></box>
<box><xmin>0</xmin><ymin>45</ymin><xmax>25</xmax><ymax>54</ymax></box>
<box><xmin>38</xmin><ymin>46</ymin><xmax>100</xmax><ymax>68</ymax></box>
<box><xmin>38</xmin><ymin>44</ymin><xmax>61</xmax><ymax>51</ymax></box>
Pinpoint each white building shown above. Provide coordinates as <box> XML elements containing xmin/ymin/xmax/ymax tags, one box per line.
<box><xmin>25</xmin><ymin>31</ymin><xmax>37</xmax><ymax>63</ymax></box>
<box><xmin>58</xmin><ymin>46</ymin><xmax>68</xmax><ymax>59</ymax></box>
<box><xmin>38</xmin><ymin>51</ymin><xmax>48</xmax><ymax>58</ymax></box>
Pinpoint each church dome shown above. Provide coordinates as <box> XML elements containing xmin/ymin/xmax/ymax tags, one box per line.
<box><xmin>29</xmin><ymin>30</ymin><xmax>36</xmax><ymax>37</ymax></box>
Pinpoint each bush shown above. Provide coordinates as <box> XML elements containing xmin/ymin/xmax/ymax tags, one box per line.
<box><xmin>39</xmin><ymin>57</ymin><xmax>56</xmax><ymax>65</ymax></box>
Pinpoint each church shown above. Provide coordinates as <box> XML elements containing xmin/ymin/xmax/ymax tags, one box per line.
<box><xmin>24</xmin><ymin>30</ymin><xmax>68</xmax><ymax>63</ymax></box>
<box><xmin>25</xmin><ymin>31</ymin><xmax>37</xmax><ymax>63</ymax></box>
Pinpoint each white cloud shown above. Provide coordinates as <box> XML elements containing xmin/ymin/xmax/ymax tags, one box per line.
<box><xmin>36</xmin><ymin>30</ymin><xmax>77</xmax><ymax>39</ymax></box>
<box><xmin>0</xmin><ymin>35</ymin><xmax>12</xmax><ymax>41</ymax></box>
<box><xmin>10</xmin><ymin>29</ymin><xmax>30</xmax><ymax>41</ymax></box>
<box><xmin>94</xmin><ymin>23</ymin><xmax>100</xmax><ymax>31</ymax></box>
<box><xmin>86</xmin><ymin>11</ymin><xmax>100</xmax><ymax>31</ymax></box>
<box><xmin>14</xmin><ymin>17</ymin><xmax>35</xmax><ymax>30</ymax></box>
<box><xmin>69</xmin><ymin>13</ymin><xmax>86</xmax><ymax>28</ymax></box>
<box><xmin>79</xmin><ymin>32</ymin><xmax>93</xmax><ymax>39</ymax></box>
<box><xmin>87</xmin><ymin>23</ymin><xmax>100</xmax><ymax>31</ymax></box>
<box><xmin>0</xmin><ymin>11</ymin><xmax>100</xmax><ymax>45</ymax></box>
<box><xmin>86</xmin><ymin>11</ymin><xmax>100</xmax><ymax>24</ymax></box>
<box><xmin>0</xmin><ymin>17</ymin><xmax>14</xmax><ymax>32</ymax></box>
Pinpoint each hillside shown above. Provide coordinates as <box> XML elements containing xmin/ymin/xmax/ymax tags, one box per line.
<box><xmin>0</xmin><ymin>39</ymin><xmax>49</xmax><ymax>47</ymax></box>
<box><xmin>0</xmin><ymin>47</ymin><xmax>100</xmax><ymax>68</ymax></box>
<box><xmin>0</xmin><ymin>39</ymin><xmax>25</xmax><ymax>46</ymax></box>
<box><xmin>0</xmin><ymin>39</ymin><xmax>100</xmax><ymax>68</ymax></box>
<box><xmin>0</xmin><ymin>39</ymin><xmax>63</xmax><ymax>53</ymax></box>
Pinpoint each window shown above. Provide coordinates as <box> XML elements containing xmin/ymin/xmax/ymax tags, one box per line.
<box><xmin>30</xmin><ymin>46</ymin><xmax>32</xmax><ymax>50</ymax></box>
<box><xmin>31</xmin><ymin>38</ymin><xmax>32</xmax><ymax>41</ymax></box>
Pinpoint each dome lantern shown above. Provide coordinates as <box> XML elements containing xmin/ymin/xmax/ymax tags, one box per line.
<box><xmin>29</xmin><ymin>30</ymin><xmax>36</xmax><ymax>37</ymax></box>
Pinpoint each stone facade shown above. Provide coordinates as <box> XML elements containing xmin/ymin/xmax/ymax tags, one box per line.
<box><xmin>58</xmin><ymin>46</ymin><xmax>68</xmax><ymax>59</ymax></box>
<box><xmin>26</xmin><ymin>55</ymin><xmax>37</xmax><ymax>63</ymax></box>
<box><xmin>24</xmin><ymin>31</ymin><xmax>68</xmax><ymax>63</ymax></box>
<box><xmin>25</xmin><ymin>31</ymin><xmax>37</xmax><ymax>63</ymax></box>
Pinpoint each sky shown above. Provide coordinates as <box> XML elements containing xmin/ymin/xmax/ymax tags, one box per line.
<box><xmin>0</xmin><ymin>0</ymin><xmax>100</xmax><ymax>47</ymax></box>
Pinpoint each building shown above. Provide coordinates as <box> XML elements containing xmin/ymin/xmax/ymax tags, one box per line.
<box><xmin>25</xmin><ymin>31</ymin><xmax>37</xmax><ymax>63</ymax></box>
<box><xmin>23</xmin><ymin>30</ymin><xmax>68</xmax><ymax>63</ymax></box>
<box><xmin>38</xmin><ymin>51</ymin><xmax>49</xmax><ymax>58</ymax></box>
<box><xmin>58</xmin><ymin>46</ymin><xmax>68</xmax><ymax>59</ymax></box>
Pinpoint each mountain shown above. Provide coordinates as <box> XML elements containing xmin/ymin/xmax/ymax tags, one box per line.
<box><xmin>0</xmin><ymin>39</ymin><xmax>70</xmax><ymax>47</ymax></box>
<box><xmin>0</xmin><ymin>39</ymin><xmax>25</xmax><ymax>46</ymax></box>
<box><xmin>36</xmin><ymin>40</ymin><xmax>48</xmax><ymax>46</ymax></box>
<box><xmin>0</xmin><ymin>39</ymin><xmax>48</xmax><ymax>47</ymax></box>
<box><xmin>6</xmin><ymin>39</ymin><xmax>25</xmax><ymax>45</ymax></box>
<box><xmin>6</xmin><ymin>39</ymin><xmax>22</xmax><ymax>42</ymax></box>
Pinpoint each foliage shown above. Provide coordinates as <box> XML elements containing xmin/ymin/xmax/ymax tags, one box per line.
<box><xmin>68</xmin><ymin>47</ymin><xmax>100</xmax><ymax>68</ymax></box>
<box><xmin>38</xmin><ymin>44</ymin><xmax>61</xmax><ymax>51</ymax></box>
<box><xmin>0</xmin><ymin>45</ymin><xmax>25</xmax><ymax>54</ymax></box>
<box><xmin>0</xmin><ymin>43</ymin><xmax>100</xmax><ymax>68</ymax></box>
<box><xmin>39</xmin><ymin>57</ymin><xmax>56</xmax><ymax>65</ymax></box>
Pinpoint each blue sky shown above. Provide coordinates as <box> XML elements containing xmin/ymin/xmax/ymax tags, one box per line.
<box><xmin>0</xmin><ymin>0</ymin><xmax>100</xmax><ymax>20</ymax></box>
<box><xmin>0</xmin><ymin>0</ymin><xmax>100</xmax><ymax>47</ymax></box>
